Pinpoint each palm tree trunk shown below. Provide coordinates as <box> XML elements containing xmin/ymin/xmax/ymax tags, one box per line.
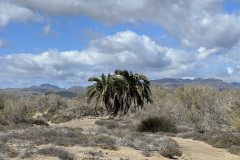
<box><xmin>112</xmin><ymin>97</ymin><xmax>121</xmax><ymax>116</ymax></box>
<box><xmin>94</xmin><ymin>104</ymin><xmax>99</xmax><ymax>116</ymax></box>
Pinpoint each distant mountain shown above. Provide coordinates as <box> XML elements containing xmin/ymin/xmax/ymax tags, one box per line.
<box><xmin>1</xmin><ymin>78</ymin><xmax>240</xmax><ymax>98</ymax></box>
<box><xmin>1</xmin><ymin>84</ymin><xmax>85</xmax><ymax>98</ymax></box>
<box><xmin>22</xmin><ymin>84</ymin><xmax>61</xmax><ymax>91</ymax></box>
<box><xmin>230</xmin><ymin>82</ymin><xmax>240</xmax><ymax>89</ymax></box>
<box><xmin>151</xmin><ymin>78</ymin><xmax>238</xmax><ymax>90</ymax></box>
<box><xmin>67</xmin><ymin>86</ymin><xmax>86</xmax><ymax>93</ymax></box>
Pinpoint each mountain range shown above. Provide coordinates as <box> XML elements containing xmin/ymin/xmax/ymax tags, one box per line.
<box><xmin>151</xmin><ymin>78</ymin><xmax>240</xmax><ymax>90</ymax></box>
<box><xmin>1</xmin><ymin>78</ymin><xmax>240</xmax><ymax>98</ymax></box>
<box><xmin>0</xmin><ymin>84</ymin><xmax>85</xmax><ymax>98</ymax></box>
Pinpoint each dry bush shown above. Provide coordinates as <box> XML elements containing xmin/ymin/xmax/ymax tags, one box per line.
<box><xmin>29</xmin><ymin>94</ymin><xmax>68</xmax><ymax>113</ymax></box>
<box><xmin>229</xmin><ymin>145</ymin><xmax>240</xmax><ymax>155</ymax></box>
<box><xmin>0</xmin><ymin>93</ymin><xmax>20</xmax><ymax>111</ymax></box>
<box><xmin>137</xmin><ymin>84</ymin><xmax>235</xmax><ymax>132</ymax></box>
<box><xmin>32</xmin><ymin>119</ymin><xmax>49</xmax><ymax>126</ymax></box>
<box><xmin>211</xmin><ymin>132</ymin><xmax>240</xmax><ymax>148</ymax></box>
<box><xmin>30</xmin><ymin>95</ymin><xmax>96</xmax><ymax>123</ymax></box>
<box><xmin>90</xmin><ymin>135</ymin><xmax>117</xmax><ymax>150</ymax></box>
<box><xmin>0</xmin><ymin>126</ymin><xmax>87</xmax><ymax>147</ymax></box>
<box><xmin>95</xmin><ymin>119</ymin><xmax>120</xmax><ymax>129</ymax></box>
<box><xmin>0</xmin><ymin>98</ymin><xmax>34</xmax><ymax>125</ymax></box>
<box><xmin>93</xmin><ymin>117</ymin><xmax>179</xmax><ymax>155</ymax></box>
<box><xmin>48</xmin><ymin>105</ymin><xmax>95</xmax><ymax>123</ymax></box>
<box><xmin>160</xmin><ymin>146</ymin><xmax>182</xmax><ymax>159</ymax></box>
<box><xmin>37</xmin><ymin>147</ymin><xmax>75</xmax><ymax>160</ymax></box>
<box><xmin>0</xmin><ymin>141</ymin><xmax>19</xmax><ymax>158</ymax></box>
<box><xmin>227</xmin><ymin>99</ymin><xmax>240</xmax><ymax>131</ymax></box>
<box><xmin>82</xmin><ymin>150</ymin><xmax>103</xmax><ymax>157</ymax></box>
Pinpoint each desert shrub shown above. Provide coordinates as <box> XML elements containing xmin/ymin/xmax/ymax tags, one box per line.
<box><xmin>95</xmin><ymin>119</ymin><xmax>120</xmax><ymax>129</ymax></box>
<box><xmin>0</xmin><ymin>126</ymin><xmax>87</xmax><ymax>147</ymax></box>
<box><xmin>229</xmin><ymin>145</ymin><xmax>240</xmax><ymax>155</ymax></box>
<box><xmin>91</xmin><ymin>135</ymin><xmax>116</xmax><ymax>150</ymax></box>
<box><xmin>148</xmin><ymin>84</ymin><xmax>230</xmax><ymax>132</ymax></box>
<box><xmin>1</xmin><ymin>99</ymin><xmax>34</xmax><ymax>125</ymax></box>
<box><xmin>160</xmin><ymin>146</ymin><xmax>182</xmax><ymax>159</ymax></box>
<box><xmin>194</xmin><ymin>124</ymin><xmax>205</xmax><ymax>133</ymax></box>
<box><xmin>30</xmin><ymin>94</ymin><xmax>68</xmax><ymax>113</ymax></box>
<box><xmin>32</xmin><ymin>119</ymin><xmax>49</xmax><ymax>126</ymax></box>
<box><xmin>38</xmin><ymin>147</ymin><xmax>75</xmax><ymax>160</ymax></box>
<box><xmin>0</xmin><ymin>93</ymin><xmax>19</xmax><ymax>111</ymax></box>
<box><xmin>211</xmin><ymin>132</ymin><xmax>240</xmax><ymax>148</ymax></box>
<box><xmin>47</xmin><ymin>105</ymin><xmax>95</xmax><ymax>123</ymax></box>
<box><xmin>228</xmin><ymin>100</ymin><xmax>240</xmax><ymax>131</ymax></box>
<box><xmin>0</xmin><ymin>141</ymin><xmax>19</xmax><ymax>158</ymax></box>
<box><xmin>137</xmin><ymin>116</ymin><xmax>176</xmax><ymax>133</ymax></box>
<box><xmin>83</xmin><ymin>150</ymin><xmax>104</xmax><ymax>157</ymax></box>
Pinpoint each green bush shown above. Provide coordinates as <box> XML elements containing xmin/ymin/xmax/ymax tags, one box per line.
<box><xmin>137</xmin><ymin>116</ymin><xmax>176</xmax><ymax>133</ymax></box>
<box><xmin>160</xmin><ymin>146</ymin><xmax>182</xmax><ymax>159</ymax></box>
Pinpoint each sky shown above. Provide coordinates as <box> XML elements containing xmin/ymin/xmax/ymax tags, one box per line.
<box><xmin>1</xmin><ymin>0</ymin><xmax>240</xmax><ymax>88</ymax></box>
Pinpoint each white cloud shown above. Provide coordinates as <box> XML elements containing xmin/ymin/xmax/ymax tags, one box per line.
<box><xmin>227</xmin><ymin>67</ymin><xmax>233</xmax><ymax>75</ymax></box>
<box><xmin>197</xmin><ymin>47</ymin><xmax>218</xmax><ymax>59</ymax></box>
<box><xmin>0</xmin><ymin>31</ymin><xmax>198</xmax><ymax>88</ymax></box>
<box><xmin>4</xmin><ymin>0</ymin><xmax>240</xmax><ymax>48</ymax></box>
<box><xmin>0</xmin><ymin>2</ymin><xmax>43</xmax><ymax>26</ymax></box>
<box><xmin>1</xmin><ymin>30</ymin><xmax>240</xmax><ymax>88</ymax></box>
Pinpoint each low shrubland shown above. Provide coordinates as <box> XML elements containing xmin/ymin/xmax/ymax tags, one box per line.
<box><xmin>94</xmin><ymin>118</ymin><xmax>180</xmax><ymax>157</ymax></box>
<box><xmin>1</xmin><ymin>83</ymin><xmax>240</xmax><ymax>158</ymax></box>
<box><xmin>0</xmin><ymin>93</ymin><xmax>96</xmax><ymax>128</ymax></box>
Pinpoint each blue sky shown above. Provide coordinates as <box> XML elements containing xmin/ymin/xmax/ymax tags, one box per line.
<box><xmin>1</xmin><ymin>0</ymin><xmax>240</xmax><ymax>88</ymax></box>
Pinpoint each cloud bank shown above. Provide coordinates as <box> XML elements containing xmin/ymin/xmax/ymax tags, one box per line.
<box><xmin>0</xmin><ymin>31</ymin><xmax>231</xmax><ymax>88</ymax></box>
<box><xmin>3</xmin><ymin>0</ymin><xmax>240</xmax><ymax>48</ymax></box>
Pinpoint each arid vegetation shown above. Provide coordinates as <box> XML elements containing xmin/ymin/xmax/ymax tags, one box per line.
<box><xmin>0</xmin><ymin>75</ymin><xmax>240</xmax><ymax>159</ymax></box>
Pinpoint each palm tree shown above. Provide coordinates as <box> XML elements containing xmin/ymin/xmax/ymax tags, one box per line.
<box><xmin>86</xmin><ymin>70</ymin><xmax>152</xmax><ymax>116</ymax></box>
<box><xmin>114</xmin><ymin>70</ymin><xmax>152</xmax><ymax>114</ymax></box>
<box><xmin>86</xmin><ymin>73</ymin><xmax>114</xmax><ymax>115</ymax></box>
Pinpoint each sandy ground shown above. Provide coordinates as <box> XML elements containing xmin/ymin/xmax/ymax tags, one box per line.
<box><xmin>172</xmin><ymin>137</ymin><xmax>240</xmax><ymax>160</ymax></box>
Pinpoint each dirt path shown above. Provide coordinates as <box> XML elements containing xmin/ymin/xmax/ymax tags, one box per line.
<box><xmin>171</xmin><ymin>137</ymin><xmax>240</xmax><ymax>160</ymax></box>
